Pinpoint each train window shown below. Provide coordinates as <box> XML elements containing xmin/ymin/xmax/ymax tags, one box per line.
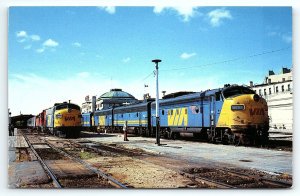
<box><xmin>195</xmin><ymin>106</ymin><xmax>199</xmax><ymax>113</ymax></box>
<box><xmin>185</xmin><ymin>108</ymin><xmax>187</xmax><ymax>114</ymax></box>
<box><xmin>121</xmin><ymin>114</ymin><xmax>123</xmax><ymax>118</ymax></box>
<box><xmin>136</xmin><ymin>112</ymin><xmax>138</xmax><ymax>117</ymax></box>
<box><xmin>171</xmin><ymin>110</ymin><xmax>173</xmax><ymax>115</ymax></box>
<box><xmin>105</xmin><ymin>116</ymin><xmax>107</xmax><ymax>119</ymax></box>
<box><xmin>176</xmin><ymin>109</ymin><xmax>179</xmax><ymax>115</ymax></box>
<box><xmin>215</xmin><ymin>92</ymin><xmax>221</xmax><ymax>101</ymax></box>
<box><xmin>162</xmin><ymin>110</ymin><xmax>165</xmax><ymax>115</ymax></box>
<box><xmin>168</xmin><ymin>110</ymin><xmax>170</xmax><ymax>115</ymax></box>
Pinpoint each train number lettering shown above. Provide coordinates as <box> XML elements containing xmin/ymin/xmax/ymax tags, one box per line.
<box><xmin>249</xmin><ymin>108</ymin><xmax>264</xmax><ymax>116</ymax></box>
<box><xmin>65</xmin><ymin>116</ymin><xmax>75</xmax><ymax>121</ymax></box>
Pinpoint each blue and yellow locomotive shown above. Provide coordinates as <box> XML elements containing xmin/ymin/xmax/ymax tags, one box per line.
<box><xmin>82</xmin><ymin>85</ymin><xmax>269</xmax><ymax>146</ymax></box>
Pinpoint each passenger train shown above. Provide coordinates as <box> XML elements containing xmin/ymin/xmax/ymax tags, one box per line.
<box><xmin>82</xmin><ymin>85</ymin><xmax>269</xmax><ymax>146</ymax></box>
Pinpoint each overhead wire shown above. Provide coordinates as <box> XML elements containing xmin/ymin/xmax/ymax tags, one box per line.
<box><xmin>160</xmin><ymin>46</ymin><xmax>291</xmax><ymax>72</ymax></box>
<box><xmin>139</xmin><ymin>46</ymin><xmax>291</xmax><ymax>81</ymax></box>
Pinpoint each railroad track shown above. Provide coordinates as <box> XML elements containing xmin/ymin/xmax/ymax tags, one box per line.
<box><xmin>49</xmin><ymin>137</ymin><xmax>292</xmax><ymax>189</ymax></box>
<box><xmin>181</xmin><ymin>167</ymin><xmax>292</xmax><ymax>188</ymax></box>
<box><xmin>22</xmin><ymin>132</ymin><xmax>128</xmax><ymax>188</ymax></box>
<box><xmin>22</xmin><ymin>130</ymin><xmax>292</xmax><ymax>188</ymax></box>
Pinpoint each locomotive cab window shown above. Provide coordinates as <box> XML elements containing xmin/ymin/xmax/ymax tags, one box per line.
<box><xmin>223</xmin><ymin>86</ymin><xmax>255</xmax><ymax>98</ymax></box>
<box><xmin>162</xmin><ymin>110</ymin><xmax>165</xmax><ymax>115</ymax></box>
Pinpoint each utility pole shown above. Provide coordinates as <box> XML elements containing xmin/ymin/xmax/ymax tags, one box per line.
<box><xmin>152</xmin><ymin>59</ymin><xmax>161</xmax><ymax>146</ymax></box>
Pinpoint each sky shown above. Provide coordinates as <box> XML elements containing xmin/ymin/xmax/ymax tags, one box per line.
<box><xmin>8</xmin><ymin>6</ymin><xmax>292</xmax><ymax>116</ymax></box>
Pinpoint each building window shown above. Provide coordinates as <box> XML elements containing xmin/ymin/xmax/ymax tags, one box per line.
<box><xmin>264</xmin><ymin>89</ymin><xmax>266</xmax><ymax>96</ymax></box>
<box><xmin>282</xmin><ymin>85</ymin><xmax>284</xmax><ymax>92</ymax></box>
<box><xmin>288</xmin><ymin>84</ymin><xmax>291</xmax><ymax>91</ymax></box>
<box><xmin>269</xmin><ymin>88</ymin><xmax>272</xmax><ymax>95</ymax></box>
<box><xmin>276</xmin><ymin>86</ymin><xmax>278</xmax><ymax>93</ymax></box>
<box><xmin>259</xmin><ymin>89</ymin><xmax>262</xmax><ymax>95</ymax></box>
<box><xmin>268</xmin><ymin>79</ymin><xmax>271</xmax><ymax>84</ymax></box>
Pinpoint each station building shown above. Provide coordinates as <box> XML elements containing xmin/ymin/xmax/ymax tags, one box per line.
<box><xmin>250</xmin><ymin>67</ymin><xmax>293</xmax><ymax>131</ymax></box>
<box><xmin>81</xmin><ymin>88</ymin><xmax>138</xmax><ymax>113</ymax></box>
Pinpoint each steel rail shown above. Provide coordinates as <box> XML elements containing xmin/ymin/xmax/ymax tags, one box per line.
<box><xmin>182</xmin><ymin>172</ymin><xmax>237</xmax><ymax>188</ymax></box>
<box><xmin>219</xmin><ymin>168</ymin><xmax>292</xmax><ymax>188</ymax></box>
<box><xmin>45</xmin><ymin>140</ymin><xmax>128</xmax><ymax>188</ymax></box>
<box><xmin>22</xmin><ymin>133</ymin><xmax>62</xmax><ymax>188</ymax></box>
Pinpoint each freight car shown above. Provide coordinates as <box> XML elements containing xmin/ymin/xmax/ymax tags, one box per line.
<box><xmin>85</xmin><ymin>85</ymin><xmax>269</xmax><ymax>146</ymax></box>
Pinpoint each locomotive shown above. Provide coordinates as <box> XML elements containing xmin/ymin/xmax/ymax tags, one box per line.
<box><xmin>82</xmin><ymin>85</ymin><xmax>269</xmax><ymax>146</ymax></box>
<box><xmin>27</xmin><ymin>101</ymin><xmax>82</xmax><ymax>138</ymax></box>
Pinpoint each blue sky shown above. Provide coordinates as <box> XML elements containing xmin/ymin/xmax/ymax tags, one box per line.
<box><xmin>8</xmin><ymin>6</ymin><xmax>292</xmax><ymax>115</ymax></box>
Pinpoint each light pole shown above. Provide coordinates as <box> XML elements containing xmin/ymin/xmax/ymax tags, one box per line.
<box><xmin>152</xmin><ymin>59</ymin><xmax>161</xmax><ymax>146</ymax></box>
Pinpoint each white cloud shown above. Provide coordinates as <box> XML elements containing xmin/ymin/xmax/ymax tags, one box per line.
<box><xmin>43</xmin><ymin>39</ymin><xmax>59</xmax><ymax>47</ymax></box>
<box><xmin>282</xmin><ymin>34</ymin><xmax>292</xmax><ymax>43</ymax></box>
<box><xmin>17</xmin><ymin>39</ymin><xmax>26</xmax><ymax>43</ymax></box>
<box><xmin>153</xmin><ymin>6</ymin><xmax>199</xmax><ymax>22</ymax></box>
<box><xmin>98</xmin><ymin>6</ymin><xmax>116</xmax><ymax>14</ymax></box>
<box><xmin>267</xmin><ymin>30</ymin><xmax>292</xmax><ymax>44</ymax></box>
<box><xmin>36</xmin><ymin>48</ymin><xmax>45</xmax><ymax>53</ymax></box>
<box><xmin>72</xmin><ymin>42</ymin><xmax>81</xmax><ymax>47</ymax></box>
<box><xmin>8</xmin><ymin>72</ymin><xmax>117</xmax><ymax>116</ymax></box>
<box><xmin>30</xmin><ymin>35</ymin><xmax>40</xmax><ymax>41</ymax></box>
<box><xmin>122</xmin><ymin>57</ymin><xmax>131</xmax><ymax>63</ymax></box>
<box><xmin>77</xmin><ymin>72</ymin><xmax>90</xmax><ymax>78</ymax></box>
<box><xmin>16</xmin><ymin>31</ymin><xmax>27</xmax><ymax>38</ymax></box>
<box><xmin>24</xmin><ymin>45</ymin><xmax>32</xmax><ymax>50</ymax></box>
<box><xmin>180</xmin><ymin>52</ymin><xmax>197</xmax><ymax>59</ymax></box>
<box><xmin>207</xmin><ymin>8</ymin><xmax>232</xmax><ymax>27</ymax></box>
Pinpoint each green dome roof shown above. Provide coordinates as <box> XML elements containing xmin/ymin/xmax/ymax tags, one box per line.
<box><xmin>99</xmin><ymin>89</ymin><xmax>136</xmax><ymax>100</ymax></box>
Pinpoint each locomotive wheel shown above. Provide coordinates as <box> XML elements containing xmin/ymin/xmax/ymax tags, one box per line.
<box><xmin>171</xmin><ymin>132</ymin><xmax>179</xmax><ymax>140</ymax></box>
<box><xmin>207</xmin><ymin>130</ymin><xmax>216</xmax><ymax>143</ymax></box>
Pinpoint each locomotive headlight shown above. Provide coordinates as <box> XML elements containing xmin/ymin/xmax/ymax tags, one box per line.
<box><xmin>231</xmin><ymin>105</ymin><xmax>245</xmax><ymax>111</ymax></box>
<box><xmin>56</xmin><ymin>114</ymin><xmax>62</xmax><ymax>118</ymax></box>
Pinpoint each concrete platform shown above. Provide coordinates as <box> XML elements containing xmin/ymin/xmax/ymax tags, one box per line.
<box><xmin>84</xmin><ymin>133</ymin><xmax>293</xmax><ymax>175</ymax></box>
<box><xmin>8</xmin><ymin>132</ymin><xmax>49</xmax><ymax>188</ymax></box>
<box><xmin>8</xmin><ymin>135</ymin><xmax>28</xmax><ymax>149</ymax></box>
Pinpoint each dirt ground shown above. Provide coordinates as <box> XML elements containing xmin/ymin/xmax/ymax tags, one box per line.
<box><xmin>87</xmin><ymin>156</ymin><xmax>194</xmax><ymax>188</ymax></box>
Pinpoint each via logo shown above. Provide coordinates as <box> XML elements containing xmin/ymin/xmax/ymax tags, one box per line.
<box><xmin>65</xmin><ymin>116</ymin><xmax>75</xmax><ymax>121</ymax></box>
<box><xmin>249</xmin><ymin>108</ymin><xmax>265</xmax><ymax>116</ymax></box>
